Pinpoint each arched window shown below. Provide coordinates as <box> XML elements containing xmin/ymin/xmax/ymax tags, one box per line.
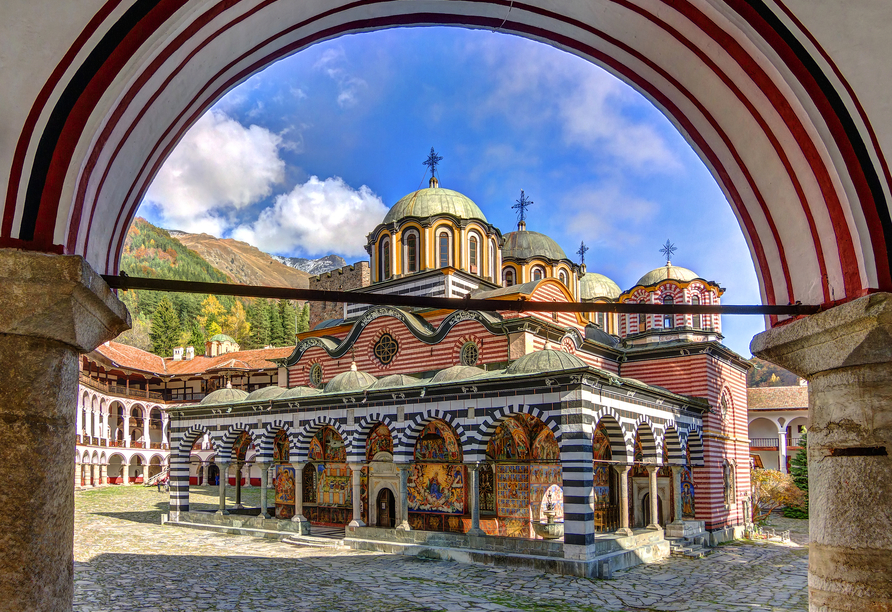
<box><xmin>597</xmin><ymin>312</ymin><xmax>605</xmax><ymax>330</ymax></box>
<box><xmin>638</xmin><ymin>303</ymin><xmax>647</xmax><ymax>332</ymax></box>
<box><xmin>489</xmin><ymin>240</ymin><xmax>496</xmax><ymax>281</ymax></box>
<box><xmin>691</xmin><ymin>294</ymin><xmax>701</xmax><ymax>328</ymax></box>
<box><xmin>663</xmin><ymin>294</ymin><xmax>674</xmax><ymax>328</ymax></box>
<box><xmin>380</xmin><ymin>238</ymin><xmax>391</xmax><ymax>280</ymax></box>
<box><xmin>438</xmin><ymin>232</ymin><xmax>450</xmax><ymax>268</ymax></box>
<box><xmin>469</xmin><ymin>235</ymin><xmax>478</xmax><ymax>274</ymax></box>
<box><xmin>405</xmin><ymin>233</ymin><xmax>417</xmax><ymax>274</ymax></box>
<box><xmin>503</xmin><ymin>268</ymin><xmax>515</xmax><ymax>287</ymax></box>
<box><xmin>559</xmin><ymin>270</ymin><xmax>568</xmax><ymax>286</ymax></box>
<box><xmin>532</xmin><ymin>266</ymin><xmax>544</xmax><ymax>281</ymax></box>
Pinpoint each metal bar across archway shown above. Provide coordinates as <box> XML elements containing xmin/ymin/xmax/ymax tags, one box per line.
<box><xmin>102</xmin><ymin>275</ymin><xmax>822</xmax><ymax>316</ymax></box>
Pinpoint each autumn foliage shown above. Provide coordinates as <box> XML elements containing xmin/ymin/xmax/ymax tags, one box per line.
<box><xmin>751</xmin><ymin>468</ymin><xmax>805</xmax><ymax>522</ymax></box>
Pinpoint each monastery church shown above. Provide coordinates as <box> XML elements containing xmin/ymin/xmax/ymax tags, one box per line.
<box><xmin>77</xmin><ymin>170</ymin><xmax>751</xmax><ymax>576</ymax></box>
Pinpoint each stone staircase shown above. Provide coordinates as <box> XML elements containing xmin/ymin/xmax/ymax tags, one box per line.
<box><xmin>283</xmin><ymin>526</ymin><xmax>347</xmax><ymax>550</ymax></box>
<box><xmin>667</xmin><ymin>536</ymin><xmax>711</xmax><ymax>558</ymax></box>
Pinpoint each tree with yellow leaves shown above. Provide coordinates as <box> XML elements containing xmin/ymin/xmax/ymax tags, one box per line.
<box><xmin>197</xmin><ymin>295</ymin><xmax>226</xmax><ymax>337</ymax></box>
<box><xmin>751</xmin><ymin>468</ymin><xmax>805</xmax><ymax>522</ymax></box>
<box><xmin>222</xmin><ymin>300</ymin><xmax>251</xmax><ymax>345</ymax></box>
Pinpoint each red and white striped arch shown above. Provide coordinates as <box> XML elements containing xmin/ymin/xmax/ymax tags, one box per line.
<box><xmin>3</xmin><ymin>0</ymin><xmax>891</xmax><ymax>324</ymax></box>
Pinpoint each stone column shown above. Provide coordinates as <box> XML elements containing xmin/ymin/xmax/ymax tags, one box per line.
<box><xmin>100</xmin><ymin>463</ymin><xmax>107</xmax><ymax>485</ymax></box>
<box><xmin>291</xmin><ymin>462</ymin><xmax>308</xmax><ymax>532</ymax></box>
<box><xmin>666</xmin><ymin>466</ymin><xmax>685</xmax><ymax>537</ymax></box>
<box><xmin>395</xmin><ymin>463</ymin><xmax>411</xmax><ymax>530</ymax></box>
<box><xmin>122</xmin><ymin>464</ymin><xmax>130</xmax><ymax>485</ymax></box>
<box><xmin>778</xmin><ymin>429</ymin><xmax>789</xmax><ymax>473</ymax></box>
<box><xmin>0</xmin><ymin>252</ymin><xmax>128</xmax><ymax>612</ymax></box>
<box><xmin>216</xmin><ymin>461</ymin><xmax>230</xmax><ymax>515</ymax></box>
<box><xmin>347</xmin><ymin>463</ymin><xmax>365</xmax><ymax>528</ymax></box>
<box><xmin>465</xmin><ymin>463</ymin><xmax>485</xmax><ymax>536</ymax></box>
<box><xmin>751</xmin><ymin>293</ymin><xmax>892</xmax><ymax>612</ymax></box>
<box><xmin>752</xmin><ymin>293</ymin><xmax>892</xmax><ymax>612</ymax></box>
<box><xmin>613</xmin><ymin>465</ymin><xmax>633</xmax><ymax>536</ymax></box>
<box><xmin>257</xmin><ymin>462</ymin><xmax>270</xmax><ymax>519</ymax></box>
<box><xmin>647</xmin><ymin>467</ymin><xmax>661</xmax><ymax>530</ymax></box>
<box><xmin>234</xmin><ymin>463</ymin><xmax>243</xmax><ymax>509</ymax></box>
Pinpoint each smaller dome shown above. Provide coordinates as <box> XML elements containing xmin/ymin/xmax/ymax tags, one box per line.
<box><xmin>369</xmin><ymin>374</ymin><xmax>419</xmax><ymax>389</ymax></box>
<box><xmin>635</xmin><ymin>264</ymin><xmax>700</xmax><ymax>287</ymax></box>
<box><xmin>200</xmin><ymin>387</ymin><xmax>248</xmax><ymax>405</ymax></box>
<box><xmin>506</xmin><ymin>349</ymin><xmax>588</xmax><ymax>375</ymax></box>
<box><xmin>208</xmin><ymin>333</ymin><xmax>237</xmax><ymax>343</ymax></box>
<box><xmin>280</xmin><ymin>386</ymin><xmax>322</xmax><ymax>399</ymax></box>
<box><xmin>502</xmin><ymin>230</ymin><xmax>568</xmax><ymax>261</ymax></box>
<box><xmin>324</xmin><ymin>366</ymin><xmax>377</xmax><ymax>393</ymax></box>
<box><xmin>245</xmin><ymin>386</ymin><xmax>286</xmax><ymax>401</ymax></box>
<box><xmin>580</xmin><ymin>272</ymin><xmax>621</xmax><ymax>300</ymax></box>
<box><xmin>431</xmin><ymin>365</ymin><xmax>486</xmax><ymax>383</ymax></box>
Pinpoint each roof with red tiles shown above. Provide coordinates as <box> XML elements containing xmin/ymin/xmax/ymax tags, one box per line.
<box><xmin>747</xmin><ymin>385</ymin><xmax>808</xmax><ymax>410</ymax></box>
<box><xmin>91</xmin><ymin>341</ymin><xmax>292</xmax><ymax>377</ymax></box>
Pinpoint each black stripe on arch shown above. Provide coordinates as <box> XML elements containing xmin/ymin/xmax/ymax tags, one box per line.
<box><xmin>741</xmin><ymin>0</ymin><xmax>892</xmax><ymax>277</ymax></box>
<box><xmin>19</xmin><ymin>0</ymin><xmax>162</xmax><ymax>241</ymax></box>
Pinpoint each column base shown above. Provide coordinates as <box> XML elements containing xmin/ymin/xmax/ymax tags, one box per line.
<box><xmin>395</xmin><ymin>521</ymin><xmax>411</xmax><ymax>531</ymax></box>
<box><xmin>290</xmin><ymin>513</ymin><xmax>308</xmax><ymax>523</ymax></box>
<box><xmin>466</xmin><ymin>527</ymin><xmax>486</xmax><ymax>537</ymax></box>
<box><xmin>615</xmin><ymin>527</ymin><xmax>634</xmax><ymax>537</ymax></box>
<box><xmin>348</xmin><ymin>519</ymin><xmax>366</xmax><ymax>528</ymax></box>
<box><xmin>215</xmin><ymin>509</ymin><xmax>230</xmax><ymax>516</ymax></box>
<box><xmin>646</xmin><ymin>523</ymin><xmax>663</xmax><ymax>531</ymax></box>
<box><xmin>258</xmin><ymin>511</ymin><xmax>270</xmax><ymax>519</ymax></box>
<box><xmin>233</xmin><ymin>503</ymin><xmax>244</xmax><ymax>510</ymax></box>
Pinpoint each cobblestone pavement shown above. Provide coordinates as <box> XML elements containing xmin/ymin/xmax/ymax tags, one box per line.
<box><xmin>74</xmin><ymin>486</ymin><xmax>808</xmax><ymax>612</ymax></box>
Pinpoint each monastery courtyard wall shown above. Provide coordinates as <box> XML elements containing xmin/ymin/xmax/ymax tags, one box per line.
<box><xmin>74</xmin><ymin>485</ymin><xmax>808</xmax><ymax>611</ymax></box>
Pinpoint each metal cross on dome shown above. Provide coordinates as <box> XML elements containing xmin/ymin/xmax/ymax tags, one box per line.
<box><xmin>660</xmin><ymin>239</ymin><xmax>677</xmax><ymax>264</ymax></box>
<box><xmin>422</xmin><ymin>147</ymin><xmax>443</xmax><ymax>177</ymax></box>
<box><xmin>577</xmin><ymin>241</ymin><xmax>590</xmax><ymax>265</ymax></box>
<box><xmin>512</xmin><ymin>190</ymin><xmax>533</xmax><ymax>224</ymax></box>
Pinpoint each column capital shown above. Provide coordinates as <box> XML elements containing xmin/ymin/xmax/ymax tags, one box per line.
<box><xmin>0</xmin><ymin>251</ymin><xmax>129</xmax><ymax>352</ymax></box>
<box><xmin>751</xmin><ymin>293</ymin><xmax>892</xmax><ymax>377</ymax></box>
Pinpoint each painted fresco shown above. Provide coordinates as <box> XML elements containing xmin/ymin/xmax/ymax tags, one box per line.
<box><xmin>366</xmin><ymin>423</ymin><xmax>393</xmax><ymax>460</ymax></box>
<box><xmin>302</xmin><ymin>463</ymin><xmax>316</xmax><ymax>503</ymax></box>
<box><xmin>681</xmin><ymin>466</ymin><xmax>696</xmax><ymax>517</ymax></box>
<box><xmin>233</xmin><ymin>432</ymin><xmax>252</xmax><ymax>462</ymax></box>
<box><xmin>592</xmin><ymin>422</ymin><xmax>612</xmax><ymax>461</ymax></box>
<box><xmin>319</xmin><ymin>464</ymin><xmax>350</xmax><ymax>506</ymax></box>
<box><xmin>273</xmin><ymin>430</ymin><xmax>289</xmax><ymax>462</ymax></box>
<box><xmin>496</xmin><ymin>464</ymin><xmax>531</xmax><ymax>518</ymax></box>
<box><xmin>593</xmin><ymin>464</ymin><xmax>612</xmax><ymax>505</ymax></box>
<box><xmin>658</xmin><ymin>443</ymin><xmax>672</xmax><ymax>477</ymax></box>
<box><xmin>488</xmin><ymin>419</ymin><xmax>530</xmax><ymax>461</ymax></box>
<box><xmin>531</xmin><ymin>428</ymin><xmax>559</xmax><ymax>461</ymax></box>
<box><xmin>304</xmin><ymin>506</ymin><xmax>352</xmax><ymax>525</ymax></box>
<box><xmin>407</xmin><ymin>463</ymin><xmax>465</xmax><ymax>514</ymax></box>
<box><xmin>360</xmin><ymin>466</ymin><xmax>369</xmax><ymax>524</ymax></box>
<box><xmin>630</xmin><ymin>433</ymin><xmax>648</xmax><ymax>477</ymax></box>
<box><xmin>275</xmin><ymin>465</ymin><xmax>295</xmax><ymax>504</ymax></box>
<box><xmin>479</xmin><ymin>463</ymin><xmax>496</xmax><ymax>512</ymax></box>
<box><xmin>323</xmin><ymin>428</ymin><xmax>346</xmax><ymax>462</ymax></box>
<box><xmin>537</xmin><ymin>484</ymin><xmax>564</xmax><ymax>521</ymax></box>
<box><xmin>513</xmin><ymin>413</ymin><xmax>546</xmax><ymax>441</ymax></box>
<box><xmin>308</xmin><ymin>436</ymin><xmax>324</xmax><ymax>462</ymax></box>
<box><xmin>530</xmin><ymin>465</ymin><xmax>562</xmax><ymax>521</ymax></box>
<box><xmin>414</xmin><ymin>420</ymin><xmax>461</xmax><ymax>462</ymax></box>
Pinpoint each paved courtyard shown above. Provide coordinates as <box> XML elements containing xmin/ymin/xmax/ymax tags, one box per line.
<box><xmin>74</xmin><ymin>486</ymin><xmax>808</xmax><ymax>612</ymax></box>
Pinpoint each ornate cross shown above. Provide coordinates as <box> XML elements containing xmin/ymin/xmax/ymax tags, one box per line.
<box><xmin>577</xmin><ymin>241</ymin><xmax>590</xmax><ymax>265</ymax></box>
<box><xmin>512</xmin><ymin>190</ymin><xmax>533</xmax><ymax>224</ymax></box>
<box><xmin>660</xmin><ymin>239</ymin><xmax>677</xmax><ymax>264</ymax></box>
<box><xmin>422</xmin><ymin>147</ymin><xmax>443</xmax><ymax>177</ymax></box>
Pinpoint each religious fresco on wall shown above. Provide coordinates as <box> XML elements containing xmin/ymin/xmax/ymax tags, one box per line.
<box><xmin>530</xmin><ymin>465</ymin><xmax>563</xmax><ymax>521</ymax></box>
<box><xmin>537</xmin><ymin>484</ymin><xmax>564</xmax><ymax>521</ymax></box>
<box><xmin>275</xmin><ymin>465</ymin><xmax>295</xmax><ymax>504</ymax></box>
<box><xmin>488</xmin><ymin>419</ymin><xmax>530</xmax><ymax>461</ymax></box>
<box><xmin>304</xmin><ymin>506</ymin><xmax>352</xmax><ymax>525</ymax></box>
<box><xmin>308</xmin><ymin>436</ymin><xmax>324</xmax><ymax>462</ymax></box>
<box><xmin>407</xmin><ymin>463</ymin><xmax>465</xmax><ymax>514</ymax></box>
<box><xmin>658</xmin><ymin>443</ymin><xmax>673</xmax><ymax>477</ymax></box>
<box><xmin>233</xmin><ymin>431</ymin><xmax>253</xmax><ymax>462</ymax></box>
<box><xmin>630</xmin><ymin>433</ymin><xmax>649</xmax><ymax>477</ymax></box>
<box><xmin>593</xmin><ymin>464</ymin><xmax>612</xmax><ymax>505</ymax></box>
<box><xmin>514</xmin><ymin>413</ymin><xmax>547</xmax><ymax>441</ymax></box>
<box><xmin>319</xmin><ymin>465</ymin><xmax>351</xmax><ymax>506</ymax></box>
<box><xmin>366</xmin><ymin>424</ymin><xmax>393</xmax><ymax>461</ymax></box>
<box><xmin>593</xmin><ymin>422</ymin><xmax>612</xmax><ymax>461</ymax></box>
<box><xmin>479</xmin><ymin>463</ymin><xmax>496</xmax><ymax>512</ymax></box>
<box><xmin>531</xmin><ymin>428</ymin><xmax>559</xmax><ymax>462</ymax></box>
<box><xmin>360</xmin><ymin>466</ymin><xmax>368</xmax><ymax>524</ymax></box>
<box><xmin>681</xmin><ymin>465</ymin><xmax>696</xmax><ymax>517</ymax></box>
<box><xmin>273</xmin><ymin>430</ymin><xmax>289</xmax><ymax>463</ymax></box>
<box><xmin>302</xmin><ymin>463</ymin><xmax>316</xmax><ymax>503</ymax></box>
<box><xmin>323</xmin><ymin>428</ymin><xmax>346</xmax><ymax>462</ymax></box>
<box><xmin>496</xmin><ymin>464</ymin><xmax>531</xmax><ymax>518</ymax></box>
<box><xmin>414</xmin><ymin>420</ymin><xmax>462</xmax><ymax>462</ymax></box>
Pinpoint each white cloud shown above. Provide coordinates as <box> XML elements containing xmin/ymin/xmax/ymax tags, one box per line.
<box><xmin>144</xmin><ymin>110</ymin><xmax>285</xmax><ymax>233</ymax></box>
<box><xmin>313</xmin><ymin>46</ymin><xmax>368</xmax><ymax>108</ymax></box>
<box><xmin>232</xmin><ymin>176</ymin><xmax>387</xmax><ymax>257</ymax></box>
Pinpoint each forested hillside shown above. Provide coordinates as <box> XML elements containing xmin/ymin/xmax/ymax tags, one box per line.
<box><xmin>116</xmin><ymin>218</ymin><xmax>308</xmax><ymax>356</ymax></box>
<box><xmin>747</xmin><ymin>356</ymin><xmax>800</xmax><ymax>387</ymax></box>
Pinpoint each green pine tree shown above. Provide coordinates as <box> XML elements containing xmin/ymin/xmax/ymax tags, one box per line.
<box><xmin>296</xmin><ymin>302</ymin><xmax>310</xmax><ymax>334</ymax></box>
<box><xmin>268</xmin><ymin>300</ymin><xmax>284</xmax><ymax>346</ymax></box>
<box><xmin>150</xmin><ymin>297</ymin><xmax>182</xmax><ymax>357</ymax></box>
<box><xmin>184</xmin><ymin>321</ymin><xmax>204</xmax><ymax>349</ymax></box>
<box><xmin>279</xmin><ymin>300</ymin><xmax>296</xmax><ymax>345</ymax></box>
<box><xmin>784</xmin><ymin>431</ymin><xmax>809</xmax><ymax>518</ymax></box>
<box><xmin>246</xmin><ymin>300</ymin><xmax>270</xmax><ymax>349</ymax></box>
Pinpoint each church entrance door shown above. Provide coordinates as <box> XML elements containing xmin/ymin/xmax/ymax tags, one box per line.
<box><xmin>376</xmin><ymin>489</ymin><xmax>395</xmax><ymax>528</ymax></box>
<box><xmin>642</xmin><ymin>493</ymin><xmax>664</xmax><ymax>527</ymax></box>
<box><xmin>208</xmin><ymin>464</ymin><xmax>219</xmax><ymax>486</ymax></box>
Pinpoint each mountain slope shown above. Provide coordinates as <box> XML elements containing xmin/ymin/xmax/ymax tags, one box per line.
<box><xmin>271</xmin><ymin>254</ymin><xmax>346</xmax><ymax>275</ymax></box>
<box><xmin>172</xmin><ymin>232</ymin><xmax>310</xmax><ymax>288</ymax></box>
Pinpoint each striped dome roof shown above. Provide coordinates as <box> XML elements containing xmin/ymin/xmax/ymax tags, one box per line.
<box><xmin>383</xmin><ymin>187</ymin><xmax>486</xmax><ymax>224</ymax></box>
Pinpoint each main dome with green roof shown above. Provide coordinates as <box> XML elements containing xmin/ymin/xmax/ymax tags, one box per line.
<box><xmin>382</xmin><ymin>185</ymin><xmax>487</xmax><ymax>224</ymax></box>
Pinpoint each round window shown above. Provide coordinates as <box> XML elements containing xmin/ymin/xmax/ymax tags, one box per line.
<box><xmin>309</xmin><ymin>363</ymin><xmax>323</xmax><ymax>388</ymax></box>
<box><xmin>460</xmin><ymin>341</ymin><xmax>479</xmax><ymax>366</ymax></box>
<box><xmin>373</xmin><ymin>333</ymin><xmax>399</xmax><ymax>366</ymax></box>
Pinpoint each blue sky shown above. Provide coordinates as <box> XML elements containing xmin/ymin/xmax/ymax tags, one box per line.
<box><xmin>138</xmin><ymin>26</ymin><xmax>762</xmax><ymax>356</ymax></box>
